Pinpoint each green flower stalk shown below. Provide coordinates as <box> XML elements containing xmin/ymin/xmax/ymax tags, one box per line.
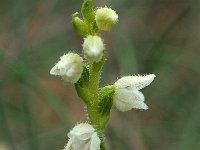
<box><xmin>50</xmin><ymin>0</ymin><xmax>156</xmax><ymax>149</ymax></box>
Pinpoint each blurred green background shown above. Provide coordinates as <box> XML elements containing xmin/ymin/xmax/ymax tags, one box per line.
<box><xmin>1</xmin><ymin>0</ymin><xmax>200</xmax><ymax>150</ymax></box>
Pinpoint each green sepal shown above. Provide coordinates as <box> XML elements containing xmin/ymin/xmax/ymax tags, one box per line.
<box><xmin>90</xmin><ymin>55</ymin><xmax>105</xmax><ymax>73</ymax></box>
<box><xmin>74</xmin><ymin>64</ymin><xmax>90</xmax><ymax>103</ymax></box>
<box><xmin>81</xmin><ymin>0</ymin><xmax>95</xmax><ymax>23</ymax></box>
<box><xmin>77</xmin><ymin>64</ymin><xmax>89</xmax><ymax>88</ymax></box>
<box><xmin>72</xmin><ymin>12</ymin><xmax>89</xmax><ymax>36</ymax></box>
<box><xmin>98</xmin><ymin>85</ymin><xmax>115</xmax><ymax>116</ymax></box>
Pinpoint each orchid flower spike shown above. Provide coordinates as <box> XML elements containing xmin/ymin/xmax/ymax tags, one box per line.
<box><xmin>113</xmin><ymin>74</ymin><xmax>156</xmax><ymax>112</ymax></box>
<box><xmin>64</xmin><ymin>123</ymin><xmax>100</xmax><ymax>150</ymax></box>
<box><xmin>50</xmin><ymin>53</ymin><xmax>83</xmax><ymax>83</ymax></box>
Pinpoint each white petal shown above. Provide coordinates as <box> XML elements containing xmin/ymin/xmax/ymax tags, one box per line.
<box><xmin>83</xmin><ymin>35</ymin><xmax>104</xmax><ymax>62</ymax></box>
<box><xmin>72</xmin><ymin>137</ymin><xmax>90</xmax><ymax>150</ymax></box>
<box><xmin>113</xmin><ymin>89</ymin><xmax>133</xmax><ymax>112</ymax></box>
<box><xmin>113</xmin><ymin>88</ymin><xmax>148</xmax><ymax>112</ymax></box>
<box><xmin>50</xmin><ymin>53</ymin><xmax>83</xmax><ymax>83</ymax></box>
<box><xmin>132</xmin><ymin>90</ymin><xmax>145</xmax><ymax>102</ymax></box>
<box><xmin>115</xmin><ymin>74</ymin><xmax>156</xmax><ymax>90</ymax></box>
<box><xmin>64</xmin><ymin>138</ymin><xmax>73</xmax><ymax>150</ymax></box>
<box><xmin>68</xmin><ymin>123</ymin><xmax>95</xmax><ymax>141</ymax></box>
<box><xmin>50</xmin><ymin>64</ymin><xmax>60</xmax><ymax>75</ymax></box>
<box><xmin>132</xmin><ymin>99</ymin><xmax>148</xmax><ymax>110</ymax></box>
<box><xmin>64</xmin><ymin>123</ymin><xmax>101</xmax><ymax>150</ymax></box>
<box><xmin>90</xmin><ymin>133</ymin><xmax>101</xmax><ymax>150</ymax></box>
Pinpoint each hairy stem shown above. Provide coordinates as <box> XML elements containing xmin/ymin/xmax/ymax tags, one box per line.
<box><xmin>87</xmin><ymin>57</ymin><xmax>106</xmax><ymax>149</ymax></box>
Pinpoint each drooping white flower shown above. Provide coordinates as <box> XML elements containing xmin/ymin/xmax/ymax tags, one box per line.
<box><xmin>50</xmin><ymin>53</ymin><xmax>83</xmax><ymax>83</ymax></box>
<box><xmin>83</xmin><ymin>35</ymin><xmax>104</xmax><ymax>62</ymax></box>
<box><xmin>64</xmin><ymin>123</ymin><xmax>100</xmax><ymax>150</ymax></box>
<box><xmin>113</xmin><ymin>74</ymin><xmax>156</xmax><ymax>112</ymax></box>
<box><xmin>95</xmin><ymin>7</ymin><xmax>118</xmax><ymax>31</ymax></box>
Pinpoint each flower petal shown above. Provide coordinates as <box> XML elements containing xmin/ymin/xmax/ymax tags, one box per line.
<box><xmin>132</xmin><ymin>99</ymin><xmax>148</xmax><ymax>110</ymax></box>
<box><xmin>65</xmin><ymin>123</ymin><xmax>100</xmax><ymax>150</ymax></box>
<box><xmin>50</xmin><ymin>53</ymin><xmax>83</xmax><ymax>83</ymax></box>
<box><xmin>114</xmin><ymin>74</ymin><xmax>156</xmax><ymax>90</ymax></box>
<box><xmin>72</xmin><ymin>137</ymin><xmax>90</xmax><ymax>150</ymax></box>
<box><xmin>64</xmin><ymin>138</ymin><xmax>73</xmax><ymax>150</ymax></box>
<box><xmin>83</xmin><ymin>35</ymin><xmax>104</xmax><ymax>62</ymax></box>
<box><xmin>68</xmin><ymin>123</ymin><xmax>95</xmax><ymax>141</ymax></box>
<box><xmin>50</xmin><ymin>64</ymin><xmax>60</xmax><ymax>75</ymax></box>
<box><xmin>113</xmin><ymin>88</ymin><xmax>148</xmax><ymax>112</ymax></box>
<box><xmin>90</xmin><ymin>133</ymin><xmax>101</xmax><ymax>150</ymax></box>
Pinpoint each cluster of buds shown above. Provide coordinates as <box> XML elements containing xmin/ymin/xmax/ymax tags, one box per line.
<box><xmin>50</xmin><ymin>3</ymin><xmax>119</xmax><ymax>82</ymax></box>
<box><xmin>49</xmin><ymin>0</ymin><xmax>156</xmax><ymax>150</ymax></box>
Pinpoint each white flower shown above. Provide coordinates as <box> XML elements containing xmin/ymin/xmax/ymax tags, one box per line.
<box><xmin>113</xmin><ymin>74</ymin><xmax>156</xmax><ymax>112</ymax></box>
<box><xmin>83</xmin><ymin>35</ymin><xmax>104</xmax><ymax>62</ymax></box>
<box><xmin>50</xmin><ymin>53</ymin><xmax>83</xmax><ymax>83</ymax></box>
<box><xmin>64</xmin><ymin>123</ymin><xmax>100</xmax><ymax>150</ymax></box>
<box><xmin>95</xmin><ymin>7</ymin><xmax>118</xmax><ymax>31</ymax></box>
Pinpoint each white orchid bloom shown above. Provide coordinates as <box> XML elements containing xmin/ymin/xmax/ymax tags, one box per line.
<box><xmin>64</xmin><ymin>123</ymin><xmax>100</xmax><ymax>150</ymax></box>
<box><xmin>113</xmin><ymin>74</ymin><xmax>156</xmax><ymax>112</ymax></box>
<box><xmin>50</xmin><ymin>53</ymin><xmax>83</xmax><ymax>83</ymax></box>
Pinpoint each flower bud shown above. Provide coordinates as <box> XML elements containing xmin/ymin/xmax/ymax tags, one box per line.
<box><xmin>95</xmin><ymin>7</ymin><xmax>118</xmax><ymax>31</ymax></box>
<box><xmin>83</xmin><ymin>35</ymin><xmax>104</xmax><ymax>62</ymax></box>
<box><xmin>72</xmin><ymin>12</ymin><xmax>89</xmax><ymax>36</ymax></box>
<box><xmin>64</xmin><ymin>123</ymin><xmax>100</xmax><ymax>150</ymax></box>
<box><xmin>50</xmin><ymin>53</ymin><xmax>83</xmax><ymax>83</ymax></box>
<box><xmin>113</xmin><ymin>74</ymin><xmax>156</xmax><ymax>112</ymax></box>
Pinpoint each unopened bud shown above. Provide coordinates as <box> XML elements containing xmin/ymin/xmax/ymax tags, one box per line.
<box><xmin>72</xmin><ymin>12</ymin><xmax>89</xmax><ymax>36</ymax></box>
<box><xmin>95</xmin><ymin>7</ymin><xmax>118</xmax><ymax>31</ymax></box>
<box><xmin>50</xmin><ymin>53</ymin><xmax>83</xmax><ymax>83</ymax></box>
<box><xmin>83</xmin><ymin>35</ymin><xmax>104</xmax><ymax>62</ymax></box>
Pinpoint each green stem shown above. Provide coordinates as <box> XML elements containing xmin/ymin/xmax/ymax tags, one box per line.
<box><xmin>100</xmin><ymin>142</ymin><xmax>106</xmax><ymax>150</ymax></box>
<box><xmin>87</xmin><ymin>57</ymin><xmax>106</xmax><ymax>150</ymax></box>
<box><xmin>89</xmin><ymin>62</ymin><xmax>100</xmax><ymax>97</ymax></box>
<box><xmin>87</xmin><ymin>58</ymin><xmax>104</xmax><ymax>127</ymax></box>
